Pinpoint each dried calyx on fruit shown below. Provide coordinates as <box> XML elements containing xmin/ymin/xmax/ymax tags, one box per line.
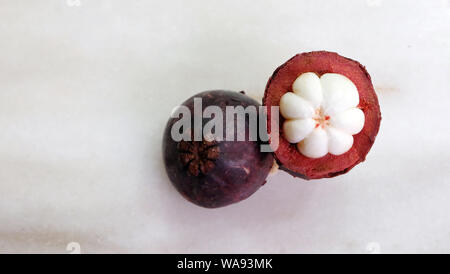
<box><xmin>263</xmin><ymin>51</ymin><xmax>381</xmax><ymax>179</ymax></box>
<box><xmin>177</xmin><ymin>139</ymin><xmax>220</xmax><ymax>176</ymax></box>
<box><xmin>163</xmin><ymin>90</ymin><xmax>274</xmax><ymax>208</ymax></box>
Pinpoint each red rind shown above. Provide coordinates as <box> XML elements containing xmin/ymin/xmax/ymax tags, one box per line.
<box><xmin>263</xmin><ymin>51</ymin><xmax>381</xmax><ymax>179</ymax></box>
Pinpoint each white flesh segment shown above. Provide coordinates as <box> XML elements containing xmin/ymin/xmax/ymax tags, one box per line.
<box><xmin>279</xmin><ymin>92</ymin><xmax>314</xmax><ymax>119</ymax></box>
<box><xmin>297</xmin><ymin>128</ymin><xmax>328</xmax><ymax>158</ymax></box>
<box><xmin>282</xmin><ymin>118</ymin><xmax>316</xmax><ymax>144</ymax></box>
<box><xmin>280</xmin><ymin>72</ymin><xmax>365</xmax><ymax>158</ymax></box>
<box><xmin>330</xmin><ymin>108</ymin><xmax>365</xmax><ymax>135</ymax></box>
<box><xmin>320</xmin><ymin>73</ymin><xmax>359</xmax><ymax>116</ymax></box>
<box><xmin>292</xmin><ymin>72</ymin><xmax>323</xmax><ymax>108</ymax></box>
<box><xmin>326</xmin><ymin>127</ymin><xmax>354</xmax><ymax>156</ymax></box>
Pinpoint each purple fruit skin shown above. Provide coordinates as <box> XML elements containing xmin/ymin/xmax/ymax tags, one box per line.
<box><xmin>162</xmin><ymin>90</ymin><xmax>274</xmax><ymax>208</ymax></box>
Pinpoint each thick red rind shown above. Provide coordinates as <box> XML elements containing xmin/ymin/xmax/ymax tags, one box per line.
<box><xmin>263</xmin><ymin>51</ymin><xmax>381</xmax><ymax>179</ymax></box>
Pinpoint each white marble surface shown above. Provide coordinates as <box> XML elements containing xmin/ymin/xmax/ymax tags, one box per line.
<box><xmin>0</xmin><ymin>0</ymin><xmax>449</xmax><ymax>253</ymax></box>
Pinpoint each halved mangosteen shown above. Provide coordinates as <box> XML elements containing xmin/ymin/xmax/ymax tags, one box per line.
<box><xmin>263</xmin><ymin>51</ymin><xmax>381</xmax><ymax>179</ymax></box>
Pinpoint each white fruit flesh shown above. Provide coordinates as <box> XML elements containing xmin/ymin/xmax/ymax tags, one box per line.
<box><xmin>280</xmin><ymin>72</ymin><xmax>365</xmax><ymax>159</ymax></box>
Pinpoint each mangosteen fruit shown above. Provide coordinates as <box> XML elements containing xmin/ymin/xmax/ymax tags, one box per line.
<box><xmin>163</xmin><ymin>90</ymin><xmax>274</xmax><ymax>208</ymax></box>
<box><xmin>263</xmin><ymin>51</ymin><xmax>381</xmax><ymax>179</ymax></box>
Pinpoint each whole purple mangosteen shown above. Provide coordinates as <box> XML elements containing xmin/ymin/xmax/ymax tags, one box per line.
<box><xmin>162</xmin><ymin>90</ymin><xmax>274</xmax><ymax>208</ymax></box>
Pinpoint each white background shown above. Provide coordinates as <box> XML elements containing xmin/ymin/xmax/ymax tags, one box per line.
<box><xmin>0</xmin><ymin>0</ymin><xmax>449</xmax><ymax>253</ymax></box>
